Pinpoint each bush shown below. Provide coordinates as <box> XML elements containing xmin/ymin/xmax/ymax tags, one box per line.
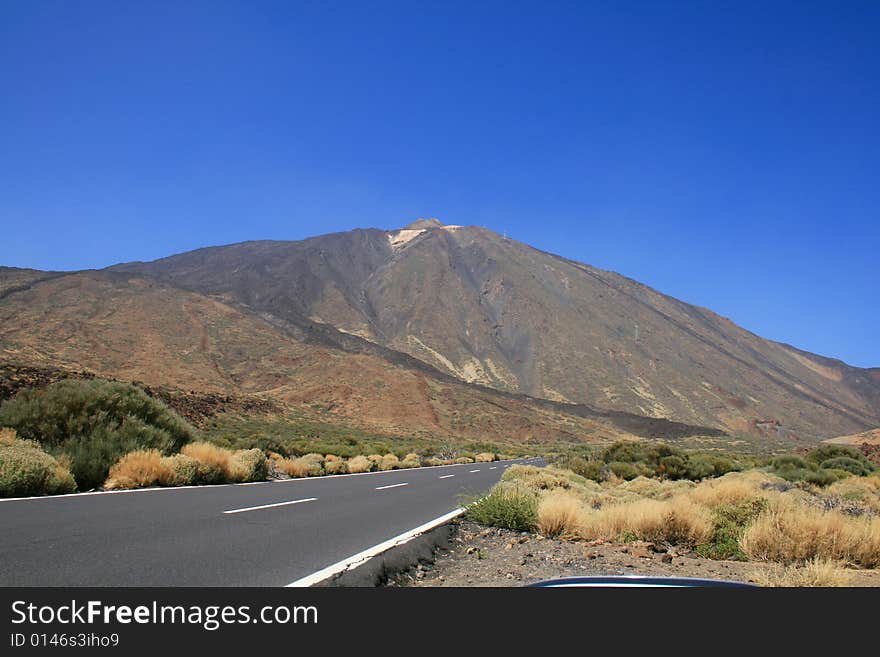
<box><xmin>807</xmin><ymin>445</ymin><xmax>874</xmax><ymax>470</ymax></box>
<box><xmin>454</xmin><ymin>457</ymin><xmax>474</xmax><ymax>464</ymax></box>
<box><xmin>181</xmin><ymin>442</ymin><xmax>231</xmax><ymax>484</ymax></box>
<box><xmin>607</xmin><ymin>461</ymin><xmax>640</xmax><ymax>480</ymax></box>
<box><xmin>399</xmin><ymin>454</ymin><xmax>421</xmax><ymax>469</ymax></box>
<box><xmin>379</xmin><ymin>454</ymin><xmax>400</xmax><ymax>471</ymax></box>
<box><xmin>658</xmin><ymin>455</ymin><xmax>688</xmax><ymax>480</ymax></box>
<box><xmin>0</xmin><ymin>429</ymin><xmax>76</xmax><ymax>497</ymax></box>
<box><xmin>104</xmin><ymin>449</ymin><xmax>169</xmax><ymax>490</ymax></box>
<box><xmin>696</xmin><ymin>499</ymin><xmax>767</xmax><ymax>560</ymax></box>
<box><xmin>159</xmin><ymin>454</ymin><xmax>202</xmax><ymax>486</ymax></box>
<box><xmin>819</xmin><ymin>457</ymin><xmax>873</xmax><ymax>477</ymax></box>
<box><xmin>0</xmin><ymin>380</ymin><xmax>195</xmax><ymax>490</ymax></box>
<box><xmin>229</xmin><ymin>449</ymin><xmax>268</xmax><ymax>483</ymax></box>
<box><xmin>465</xmin><ymin>483</ymin><xmax>538</xmax><ymax>532</ymax></box>
<box><xmin>571</xmin><ymin>458</ymin><xmax>604</xmax><ymax>482</ymax></box>
<box><xmin>474</xmin><ymin>452</ymin><xmax>497</xmax><ymax>463</ymax></box>
<box><xmin>346</xmin><ymin>455</ymin><xmax>373</xmax><ymax>473</ymax></box>
<box><xmin>771</xmin><ymin>455</ymin><xmax>813</xmax><ymax>471</ymax></box>
<box><xmin>324</xmin><ymin>459</ymin><xmax>348</xmax><ymax>475</ymax></box>
<box><xmin>277</xmin><ymin>457</ymin><xmax>323</xmax><ymax>478</ymax></box>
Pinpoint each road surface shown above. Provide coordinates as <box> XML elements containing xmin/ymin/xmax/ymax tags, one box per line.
<box><xmin>0</xmin><ymin>457</ymin><xmax>543</xmax><ymax>586</ymax></box>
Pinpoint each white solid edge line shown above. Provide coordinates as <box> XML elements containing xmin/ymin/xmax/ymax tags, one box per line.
<box><xmin>0</xmin><ymin>458</ymin><xmax>526</xmax><ymax>503</ymax></box>
<box><xmin>438</xmin><ymin>474</ymin><xmax>455</xmax><ymax>479</ymax></box>
<box><xmin>223</xmin><ymin>497</ymin><xmax>317</xmax><ymax>514</ymax></box>
<box><xmin>375</xmin><ymin>482</ymin><xmax>408</xmax><ymax>490</ymax></box>
<box><xmin>286</xmin><ymin>507</ymin><xmax>466</xmax><ymax>587</ymax></box>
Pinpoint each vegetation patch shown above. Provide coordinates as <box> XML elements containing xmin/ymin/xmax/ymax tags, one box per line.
<box><xmin>0</xmin><ymin>428</ymin><xmax>76</xmax><ymax>497</ymax></box>
<box><xmin>0</xmin><ymin>379</ymin><xmax>195</xmax><ymax>490</ymax></box>
<box><xmin>696</xmin><ymin>499</ymin><xmax>767</xmax><ymax>560</ymax></box>
<box><xmin>464</xmin><ymin>483</ymin><xmax>538</xmax><ymax>532</ymax></box>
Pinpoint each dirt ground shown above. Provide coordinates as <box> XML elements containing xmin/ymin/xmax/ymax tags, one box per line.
<box><xmin>388</xmin><ymin>520</ymin><xmax>880</xmax><ymax>587</ymax></box>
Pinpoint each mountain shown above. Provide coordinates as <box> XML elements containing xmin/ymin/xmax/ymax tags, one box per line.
<box><xmin>0</xmin><ymin>269</ymin><xmax>718</xmax><ymax>448</ymax></box>
<box><xmin>109</xmin><ymin>219</ymin><xmax>880</xmax><ymax>441</ymax></box>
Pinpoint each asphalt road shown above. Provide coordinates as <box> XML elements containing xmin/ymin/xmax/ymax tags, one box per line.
<box><xmin>0</xmin><ymin>457</ymin><xmax>543</xmax><ymax>586</ymax></box>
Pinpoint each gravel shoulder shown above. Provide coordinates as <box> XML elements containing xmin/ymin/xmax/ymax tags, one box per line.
<box><xmin>388</xmin><ymin>520</ymin><xmax>880</xmax><ymax>587</ymax></box>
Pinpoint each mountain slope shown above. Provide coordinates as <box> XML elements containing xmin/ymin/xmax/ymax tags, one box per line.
<box><xmin>112</xmin><ymin>220</ymin><xmax>880</xmax><ymax>440</ymax></box>
<box><xmin>0</xmin><ymin>270</ymin><xmax>718</xmax><ymax>446</ymax></box>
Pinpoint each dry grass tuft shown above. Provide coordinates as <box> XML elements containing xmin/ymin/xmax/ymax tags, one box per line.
<box><xmin>538</xmin><ymin>491</ymin><xmax>584</xmax><ymax>538</ymax></box>
<box><xmin>380</xmin><ymin>454</ymin><xmax>400</xmax><ymax>471</ymax></box>
<box><xmin>577</xmin><ymin>495</ymin><xmax>713</xmax><ymax>546</ymax></box>
<box><xmin>277</xmin><ymin>457</ymin><xmax>322</xmax><ymax>478</ymax></box>
<box><xmin>105</xmin><ymin>449</ymin><xmax>170</xmax><ymax>490</ymax></box>
<box><xmin>0</xmin><ymin>427</ymin><xmax>18</xmax><ymax>446</ymax></box>
<box><xmin>475</xmin><ymin>452</ymin><xmax>497</xmax><ymax>463</ymax></box>
<box><xmin>688</xmin><ymin>472</ymin><xmax>770</xmax><ymax>508</ymax></box>
<box><xmin>181</xmin><ymin>442</ymin><xmax>231</xmax><ymax>473</ymax></box>
<box><xmin>752</xmin><ymin>558</ymin><xmax>854</xmax><ymax>587</ymax></box>
<box><xmin>740</xmin><ymin>502</ymin><xmax>880</xmax><ymax>568</ymax></box>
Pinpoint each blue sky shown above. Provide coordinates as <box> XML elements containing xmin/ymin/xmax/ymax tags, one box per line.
<box><xmin>1</xmin><ymin>1</ymin><xmax>878</xmax><ymax>367</ymax></box>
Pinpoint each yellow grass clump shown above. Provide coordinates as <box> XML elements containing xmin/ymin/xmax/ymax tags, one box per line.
<box><xmin>752</xmin><ymin>558</ymin><xmax>854</xmax><ymax>587</ymax></box>
<box><xmin>105</xmin><ymin>449</ymin><xmax>170</xmax><ymax>490</ymax></box>
<box><xmin>277</xmin><ymin>457</ymin><xmax>322</xmax><ymax>478</ymax></box>
<box><xmin>346</xmin><ymin>455</ymin><xmax>373</xmax><ymax>473</ymax></box>
<box><xmin>181</xmin><ymin>442</ymin><xmax>231</xmax><ymax>474</ymax></box>
<box><xmin>688</xmin><ymin>471</ymin><xmax>773</xmax><ymax>508</ymax></box>
<box><xmin>538</xmin><ymin>491</ymin><xmax>584</xmax><ymax>538</ymax></box>
<box><xmin>0</xmin><ymin>427</ymin><xmax>18</xmax><ymax>446</ymax></box>
<box><xmin>324</xmin><ymin>458</ymin><xmax>347</xmax><ymax>475</ymax></box>
<box><xmin>740</xmin><ymin>502</ymin><xmax>880</xmax><ymax>568</ymax></box>
<box><xmin>577</xmin><ymin>496</ymin><xmax>714</xmax><ymax>546</ymax></box>
<box><xmin>380</xmin><ymin>454</ymin><xmax>400</xmax><ymax>471</ymax></box>
<box><xmin>475</xmin><ymin>452</ymin><xmax>497</xmax><ymax>463</ymax></box>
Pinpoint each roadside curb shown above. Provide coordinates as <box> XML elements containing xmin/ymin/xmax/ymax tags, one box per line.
<box><xmin>288</xmin><ymin>508</ymin><xmax>465</xmax><ymax>587</ymax></box>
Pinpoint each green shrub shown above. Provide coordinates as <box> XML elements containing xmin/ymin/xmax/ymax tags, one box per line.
<box><xmin>807</xmin><ymin>445</ymin><xmax>874</xmax><ymax>469</ymax></box>
<box><xmin>803</xmin><ymin>469</ymin><xmax>842</xmax><ymax>487</ymax></box>
<box><xmin>608</xmin><ymin>461</ymin><xmax>640</xmax><ymax>481</ymax></box>
<box><xmin>559</xmin><ymin>456</ymin><xmax>604</xmax><ymax>482</ymax></box>
<box><xmin>0</xmin><ymin>434</ymin><xmax>76</xmax><ymax>497</ymax></box>
<box><xmin>696</xmin><ymin>499</ymin><xmax>767</xmax><ymax>560</ymax></box>
<box><xmin>465</xmin><ymin>484</ymin><xmax>538</xmax><ymax>532</ymax></box>
<box><xmin>658</xmin><ymin>455</ymin><xmax>688</xmax><ymax>480</ymax></box>
<box><xmin>771</xmin><ymin>455</ymin><xmax>813</xmax><ymax>471</ymax></box>
<box><xmin>819</xmin><ymin>457</ymin><xmax>873</xmax><ymax>477</ymax></box>
<box><xmin>0</xmin><ymin>380</ymin><xmax>195</xmax><ymax>490</ymax></box>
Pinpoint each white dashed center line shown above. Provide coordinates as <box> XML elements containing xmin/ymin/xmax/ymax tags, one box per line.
<box><xmin>469</xmin><ymin>469</ymin><xmax>480</xmax><ymax>473</ymax></box>
<box><xmin>223</xmin><ymin>497</ymin><xmax>317</xmax><ymax>514</ymax></box>
<box><xmin>375</xmin><ymin>483</ymin><xmax>409</xmax><ymax>490</ymax></box>
<box><xmin>438</xmin><ymin>474</ymin><xmax>455</xmax><ymax>479</ymax></box>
